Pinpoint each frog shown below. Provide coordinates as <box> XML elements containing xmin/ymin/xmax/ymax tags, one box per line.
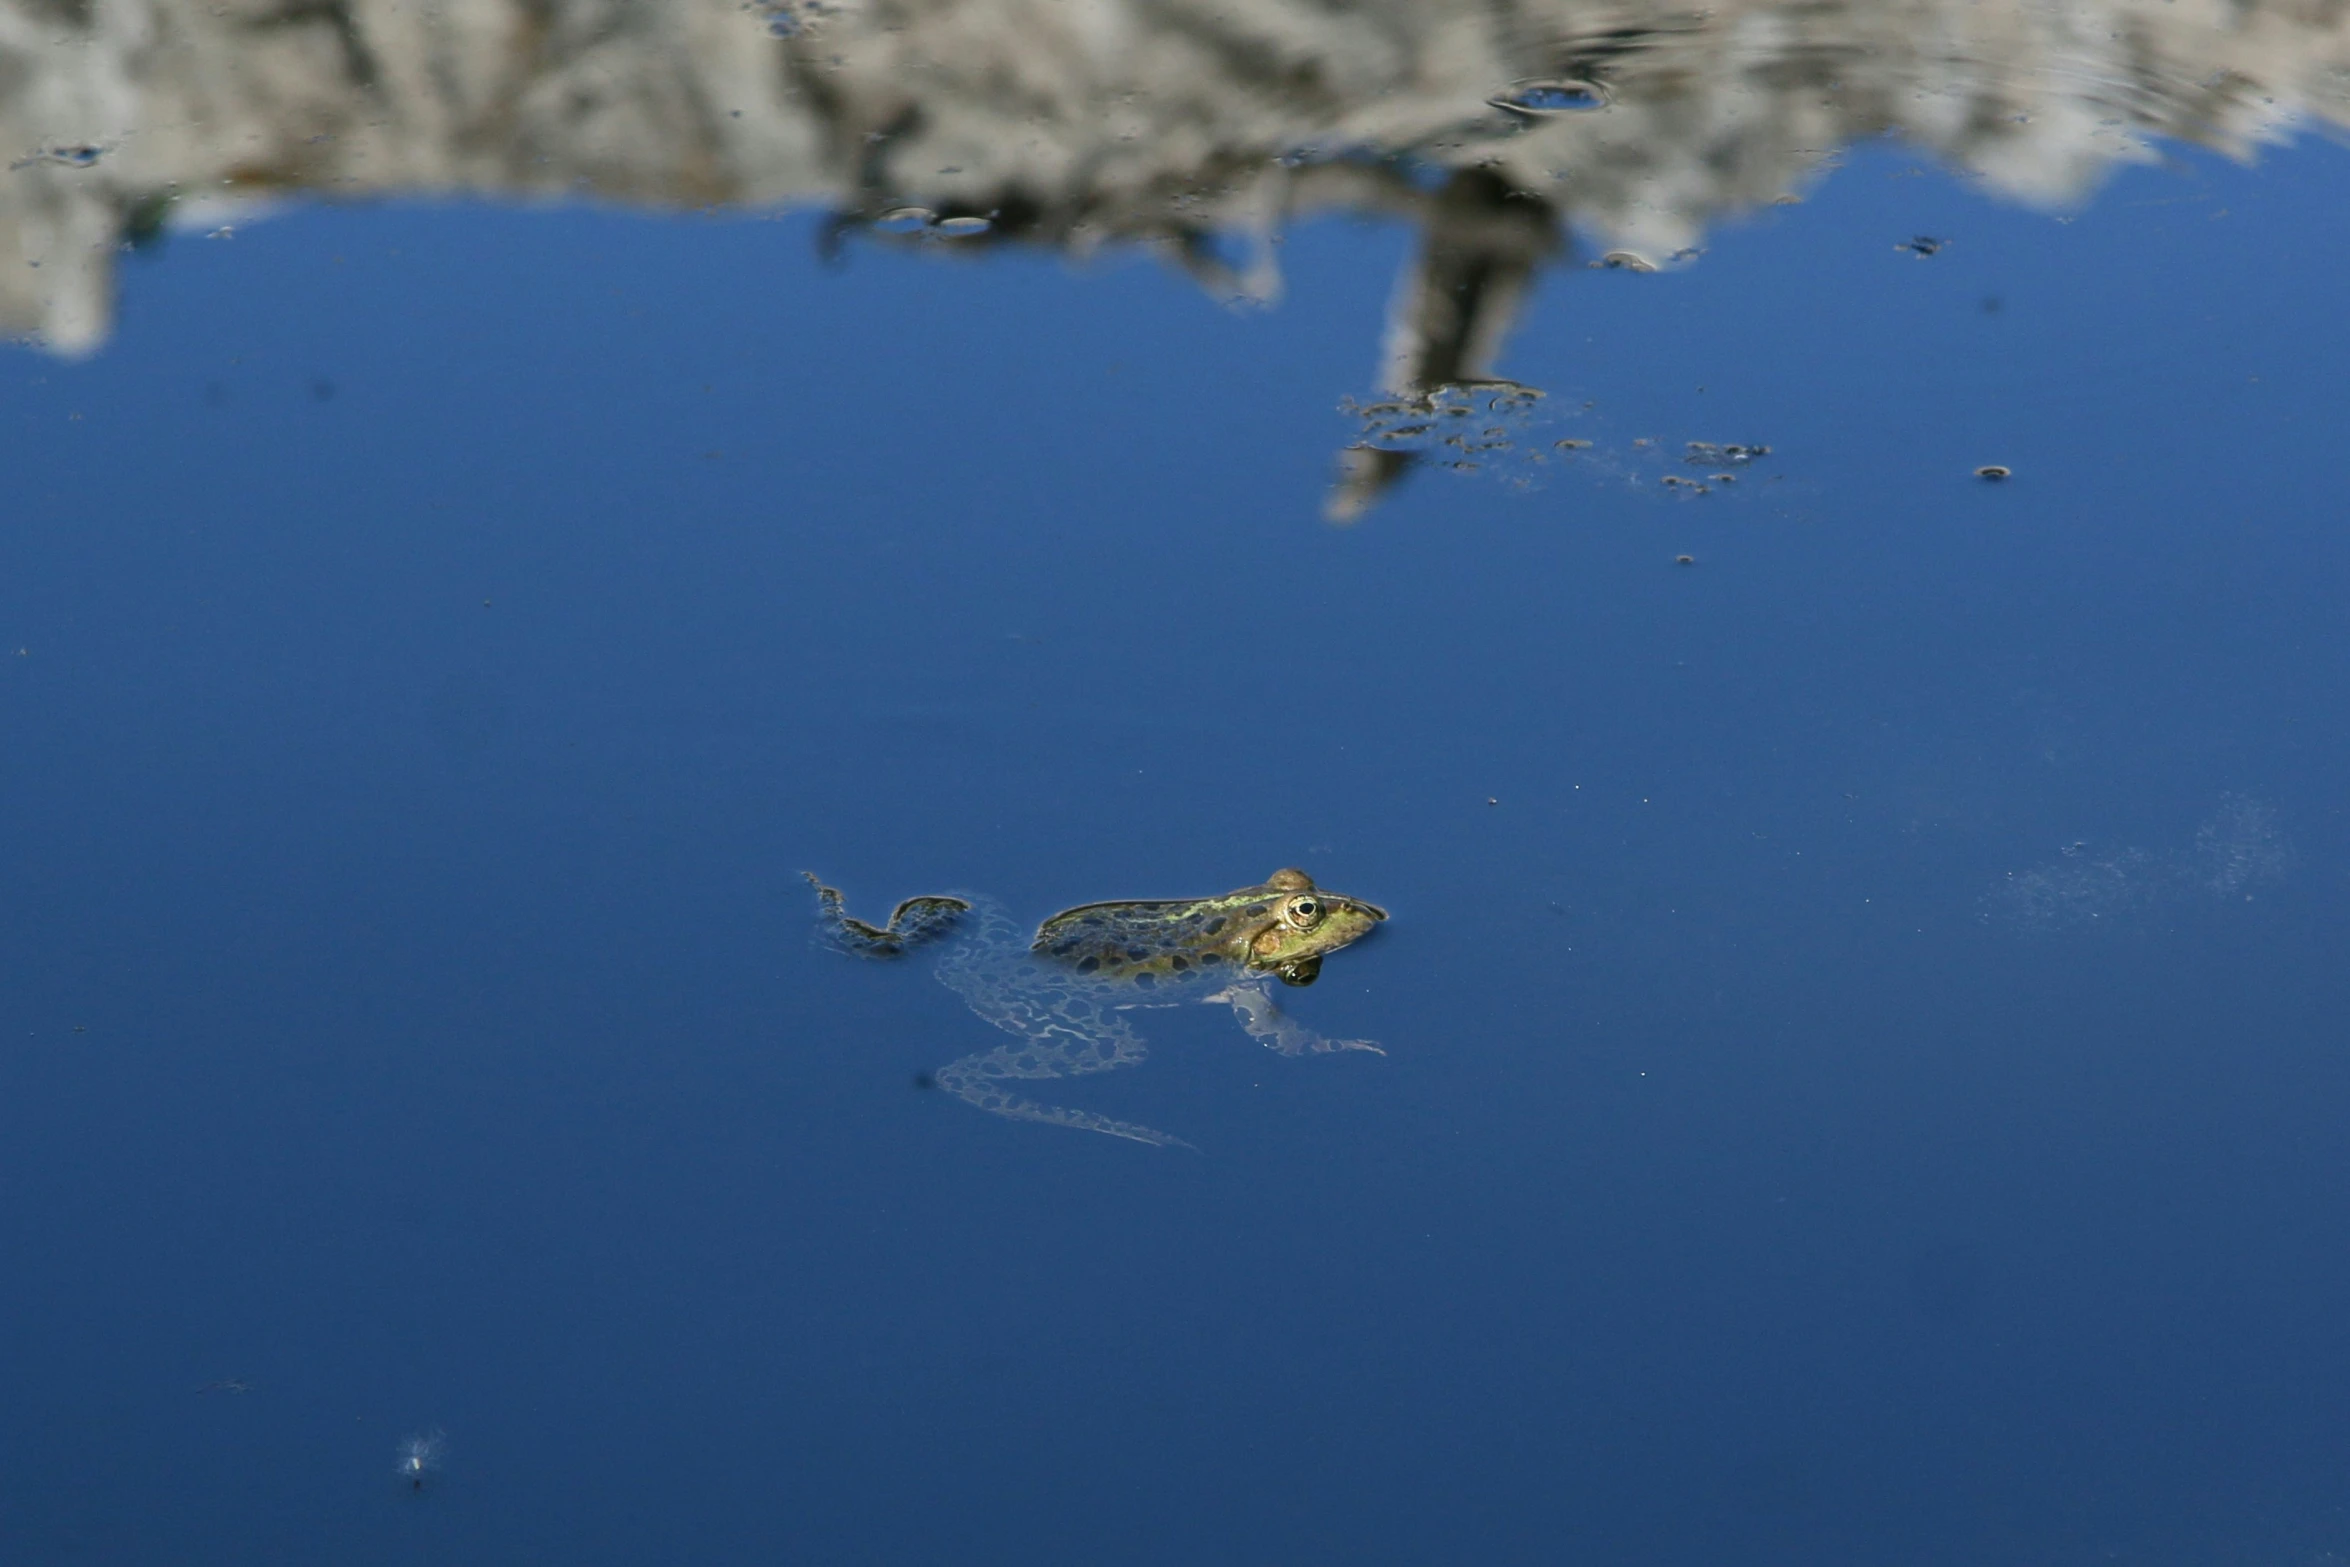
<box><xmin>804</xmin><ymin>868</ymin><xmax>1388</xmax><ymax>1148</ymax></box>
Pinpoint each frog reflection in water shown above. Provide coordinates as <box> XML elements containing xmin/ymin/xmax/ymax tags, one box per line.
<box><xmin>805</xmin><ymin>869</ymin><xmax>1387</xmax><ymax>1148</ymax></box>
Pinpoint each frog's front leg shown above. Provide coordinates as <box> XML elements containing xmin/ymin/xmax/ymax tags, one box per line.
<box><xmin>932</xmin><ymin>1036</ymin><xmax>1193</xmax><ymax>1149</ymax></box>
<box><xmin>1206</xmin><ymin>980</ymin><xmax>1384</xmax><ymax>1057</ymax></box>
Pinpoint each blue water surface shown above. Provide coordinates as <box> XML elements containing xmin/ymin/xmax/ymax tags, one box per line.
<box><xmin>3</xmin><ymin>135</ymin><xmax>2348</xmax><ymax>1564</ymax></box>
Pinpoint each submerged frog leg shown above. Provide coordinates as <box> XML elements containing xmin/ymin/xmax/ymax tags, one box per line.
<box><xmin>1206</xmin><ymin>980</ymin><xmax>1385</xmax><ymax>1058</ymax></box>
<box><xmin>931</xmin><ymin>898</ymin><xmax>1193</xmax><ymax>1149</ymax></box>
<box><xmin>932</xmin><ymin>1047</ymin><xmax>1193</xmax><ymax>1150</ymax></box>
<box><xmin>804</xmin><ymin>872</ymin><xmax>970</xmax><ymax>957</ymax></box>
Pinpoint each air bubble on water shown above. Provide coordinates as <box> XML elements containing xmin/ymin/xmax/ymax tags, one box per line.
<box><xmin>1486</xmin><ymin>79</ymin><xmax>1610</xmax><ymax>115</ymax></box>
<box><xmin>397</xmin><ymin>1429</ymin><xmax>447</xmax><ymax>1488</ymax></box>
<box><xmin>934</xmin><ymin>215</ymin><xmax>992</xmax><ymax>236</ymax></box>
<box><xmin>1598</xmin><ymin>250</ymin><xmax>1657</xmax><ymax>272</ymax></box>
<box><xmin>875</xmin><ymin>206</ymin><xmax>933</xmax><ymax>233</ymax></box>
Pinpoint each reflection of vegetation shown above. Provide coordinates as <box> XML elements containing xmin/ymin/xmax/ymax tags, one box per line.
<box><xmin>7</xmin><ymin>0</ymin><xmax>2347</xmax><ymax>471</ymax></box>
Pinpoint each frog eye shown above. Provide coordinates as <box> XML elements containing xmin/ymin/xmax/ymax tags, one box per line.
<box><xmin>1281</xmin><ymin>895</ymin><xmax>1324</xmax><ymax>929</ymax></box>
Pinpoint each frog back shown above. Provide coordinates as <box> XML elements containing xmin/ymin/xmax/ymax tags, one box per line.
<box><xmin>1030</xmin><ymin>899</ymin><xmax>1244</xmax><ymax>988</ymax></box>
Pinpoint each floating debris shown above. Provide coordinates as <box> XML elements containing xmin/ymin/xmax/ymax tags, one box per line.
<box><xmin>1336</xmin><ymin>382</ymin><xmax>1759</xmax><ymax>510</ymax></box>
<box><xmin>1898</xmin><ymin>235</ymin><xmax>1945</xmax><ymax>256</ymax></box>
<box><xmin>1684</xmin><ymin>441</ymin><xmax>1771</xmax><ymax>465</ymax></box>
<box><xmin>1487</xmin><ymin>79</ymin><xmax>1611</xmax><ymax>115</ymax></box>
<box><xmin>1986</xmin><ymin>796</ymin><xmax>2286</xmax><ymax>934</ymax></box>
<box><xmin>1675</xmin><ymin>554</ymin><xmax>1697</xmax><ymax>566</ymax></box>
<box><xmin>1976</xmin><ymin>464</ymin><xmax>2012</xmax><ymax>480</ymax></box>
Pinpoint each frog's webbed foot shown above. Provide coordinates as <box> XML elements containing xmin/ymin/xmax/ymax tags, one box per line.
<box><xmin>804</xmin><ymin>872</ymin><xmax>970</xmax><ymax>958</ymax></box>
<box><xmin>932</xmin><ymin>1043</ymin><xmax>1194</xmax><ymax>1150</ymax></box>
<box><xmin>1208</xmin><ymin>981</ymin><xmax>1385</xmax><ymax>1058</ymax></box>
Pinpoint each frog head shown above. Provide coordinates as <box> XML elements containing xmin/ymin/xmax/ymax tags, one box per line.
<box><xmin>1240</xmin><ymin>867</ymin><xmax>1387</xmax><ymax>986</ymax></box>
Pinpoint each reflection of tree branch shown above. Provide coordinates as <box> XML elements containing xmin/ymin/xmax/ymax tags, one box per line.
<box><xmin>1328</xmin><ymin>167</ymin><xmax>1561</xmax><ymax>522</ymax></box>
<box><xmin>1384</xmin><ymin>167</ymin><xmax>1559</xmax><ymax>392</ymax></box>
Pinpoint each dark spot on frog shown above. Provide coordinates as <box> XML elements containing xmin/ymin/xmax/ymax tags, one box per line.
<box><xmin>1168</xmin><ymin>955</ymin><xmax>1188</xmax><ymax>972</ymax></box>
<box><xmin>1245</xmin><ymin>904</ymin><xmax>1268</xmax><ymax>916</ymax></box>
<box><xmin>1203</xmin><ymin>916</ymin><xmax>1227</xmax><ymax>934</ymax></box>
<box><xmin>1198</xmin><ymin>951</ymin><xmax>1224</xmax><ymax>965</ymax></box>
<box><xmin>1050</xmin><ymin>938</ymin><xmax>1079</xmax><ymax>955</ymax></box>
<box><xmin>1126</xmin><ymin>947</ymin><xmax>1148</xmax><ymax>961</ymax></box>
<box><xmin>1133</xmin><ymin>972</ymin><xmax>1156</xmax><ymax>988</ymax></box>
<box><xmin>913</xmin><ymin>1071</ymin><xmax>939</xmax><ymax>1090</ymax></box>
<box><xmin>1077</xmin><ymin>955</ymin><xmax>1100</xmax><ymax>973</ymax></box>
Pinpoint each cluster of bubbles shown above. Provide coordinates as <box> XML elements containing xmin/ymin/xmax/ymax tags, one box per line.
<box><xmin>741</xmin><ymin>0</ymin><xmax>852</xmax><ymax>39</ymax></box>
<box><xmin>1484</xmin><ymin>79</ymin><xmax>1613</xmax><ymax>116</ymax></box>
<box><xmin>1338</xmin><ymin>382</ymin><xmax>1774</xmax><ymax>500</ymax></box>
<box><xmin>1985</xmin><ymin>795</ymin><xmax>2290</xmax><ymax>934</ymax></box>
<box><xmin>868</xmin><ymin>207</ymin><xmax>996</xmax><ymax>240</ymax></box>
<box><xmin>9</xmin><ymin>144</ymin><xmax>105</xmax><ymax>170</ymax></box>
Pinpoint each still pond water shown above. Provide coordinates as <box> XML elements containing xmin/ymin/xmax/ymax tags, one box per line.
<box><xmin>3</xmin><ymin>1</ymin><xmax>2349</xmax><ymax>1561</ymax></box>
